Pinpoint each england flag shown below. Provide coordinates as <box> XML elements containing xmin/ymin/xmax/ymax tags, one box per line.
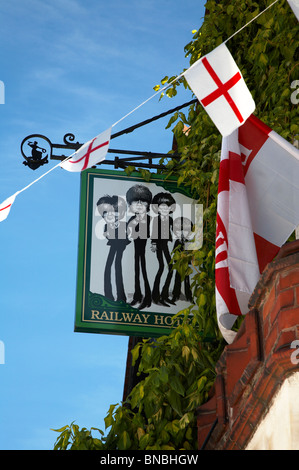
<box><xmin>0</xmin><ymin>193</ymin><xmax>19</xmax><ymax>222</ymax></box>
<box><xmin>216</xmin><ymin>115</ymin><xmax>299</xmax><ymax>343</ymax></box>
<box><xmin>60</xmin><ymin>127</ymin><xmax>111</xmax><ymax>172</ymax></box>
<box><xmin>184</xmin><ymin>43</ymin><xmax>255</xmax><ymax>137</ymax></box>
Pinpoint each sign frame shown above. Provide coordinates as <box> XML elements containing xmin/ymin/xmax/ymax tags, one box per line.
<box><xmin>74</xmin><ymin>168</ymin><xmax>201</xmax><ymax>337</ymax></box>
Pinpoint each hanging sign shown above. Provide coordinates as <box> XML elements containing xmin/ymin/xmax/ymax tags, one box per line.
<box><xmin>74</xmin><ymin>169</ymin><xmax>202</xmax><ymax>337</ymax></box>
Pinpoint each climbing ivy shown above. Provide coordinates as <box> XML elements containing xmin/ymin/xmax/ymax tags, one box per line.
<box><xmin>52</xmin><ymin>0</ymin><xmax>298</xmax><ymax>450</ymax></box>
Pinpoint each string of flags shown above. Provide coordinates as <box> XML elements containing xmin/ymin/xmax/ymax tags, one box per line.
<box><xmin>1</xmin><ymin>0</ymin><xmax>298</xmax><ymax>341</ymax></box>
<box><xmin>1</xmin><ymin>0</ymin><xmax>297</xmax><ymax>220</ymax></box>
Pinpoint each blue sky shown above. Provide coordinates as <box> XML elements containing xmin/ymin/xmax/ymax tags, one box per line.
<box><xmin>0</xmin><ymin>0</ymin><xmax>205</xmax><ymax>450</ymax></box>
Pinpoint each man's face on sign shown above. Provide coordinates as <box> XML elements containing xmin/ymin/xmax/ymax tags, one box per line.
<box><xmin>130</xmin><ymin>200</ymin><xmax>148</xmax><ymax>215</ymax></box>
<box><xmin>158</xmin><ymin>203</ymin><xmax>174</xmax><ymax>217</ymax></box>
<box><xmin>100</xmin><ymin>203</ymin><xmax>119</xmax><ymax>224</ymax></box>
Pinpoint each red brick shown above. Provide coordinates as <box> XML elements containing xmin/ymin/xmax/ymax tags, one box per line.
<box><xmin>265</xmin><ymin>321</ymin><xmax>279</xmax><ymax>357</ymax></box>
<box><xmin>275</xmin><ymin>329</ymin><xmax>297</xmax><ymax>352</ymax></box>
<box><xmin>278</xmin><ymin>268</ymin><xmax>299</xmax><ymax>291</ymax></box>
<box><xmin>278</xmin><ymin>306</ymin><xmax>299</xmax><ymax>332</ymax></box>
<box><xmin>197</xmin><ymin>394</ymin><xmax>218</xmax><ymax>449</ymax></box>
<box><xmin>225</xmin><ymin>343</ymin><xmax>255</xmax><ymax>400</ymax></box>
<box><xmin>215</xmin><ymin>375</ymin><xmax>226</xmax><ymax>425</ymax></box>
<box><xmin>263</xmin><ymin>313</ymin><xmax>270</xmax><ymax>339</ymax></box>
<box><xmin>296</xmin><ymin>286</ymin><xmax>299</xmax><ymax>306</ymax></box>
<box><xmin>261</xmin><ymin>284</ymin><xmax>276</xmax><ymax>321</ymax></box>
<box><xmin>270</xmin><ymin>289</ymin><xmax>294</xmax><ymax>324</ymax></box>
<box><xmin>198</xmin><ymin>423</ymin><xmax>216</xmax><ymax>450</ymax></box>
<box><xmin>258</xmin><ymin>372</ymin><xmax>279</xmax><ymax>405</ymax></box>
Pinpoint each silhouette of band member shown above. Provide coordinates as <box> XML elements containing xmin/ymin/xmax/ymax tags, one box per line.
<box><xmin>96</xmin><ymin>195</ymin><xmax>130</xmax><ymax>303</ymax></box>
<box><xmin>126</xmin><ymin>184</ymin><xmax>152</xmax><ymax>310</ymax></box>
<box><xmin>171</xmin><ymin>217</ymin><xmax>194</xmax><ymax>303</ymax></box>
<box><xmin>151</xmin><ymin>192</ymin><xmax>176</xmax><ymax>306</ymax></box>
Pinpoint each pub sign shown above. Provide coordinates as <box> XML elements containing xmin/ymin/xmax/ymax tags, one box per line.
<box><xmin>74</xmin><ymin>169</ymin><xmax>202</xmax><ymax>337</ymax></box>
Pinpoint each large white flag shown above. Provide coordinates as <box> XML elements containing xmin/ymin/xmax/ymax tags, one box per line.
<box><xmin>216</xmin><ymin>115</ymin><xmax>299</xmax><ymax>343</ymax></box>
<box><xmin>184</xmin><ymin>43</ymin><xmax>255</xmax><ymax>137</ymax></box>
<box><xmin>0</xmin><ymin>193</ymin><xmax>19</xmax><ymax>222</ymax></box>
<box><xmin>60</xmin><ymin>127</ymin><xmax>111</xmax><ymax>172</ymax></box>
<box><xmin>287</xmin><ymin>0</ymin><xmax>299</xmax><ymax>20</ymax></box>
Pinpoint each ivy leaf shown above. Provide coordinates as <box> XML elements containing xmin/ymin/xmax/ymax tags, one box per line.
<box><xmin>182</xmin><ymin>345</ymin><xmax>190</xmax><ymax>361</ymax></box>
<box><xmin>139</xmin><ymin>433</ymin><xmax>151</xmax><ymax>449</ymax></box>
<box><xmin>169</xmin><ymin>375</ymin><xmax>185</xmax><ymax>397</ymax></box>
<box><xmin>159</xmin><ymin>365</ymin><xmax>169</xmax><ymax>383</ymax></box>
<box><xmin>167</xmin><ymin>390</ymin><xmax>183</xmax><ymax>416</ymax></box>
<box><xmin>124</xmin><ymin>165</ymin><xmax>135</xmax><ymax>175</ymax></box>
<box><xmin>131</xmin><ymin>342</ymin><xmax>141</xmax><ymax>366</ymax></box>
<box><xmin>179</xmin><ymin>412</ymin><xmax>194</xmax><ymax>429</ymax></box>
<box><xmin>165</xmin><ymin>112</ymin><xmax>179</xmax><ymax>129</ymax></box>
<box><xmin>118</xmin><ymin>431</ymin><xmax>131</xmax><ymax>450</ymax></box>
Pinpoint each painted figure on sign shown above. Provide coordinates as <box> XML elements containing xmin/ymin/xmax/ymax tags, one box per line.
<box><xmin>96</xmin><ymin>195</ymin><xmax>130</xmax><ymax>303</ymax></box>
<box><xmin>126</xmin><ymin>184</ymin><xmax>152</xmax><ymax>310</ymax></box>
<box><xmin>151</xmin><ymin>191</ymin><xmax>176</xmax><ymax>306</ymax></box>
<box><xmin>171</xmin><ymin>217</ymin><xmax>194</xmax><ymax>304</ymax></box>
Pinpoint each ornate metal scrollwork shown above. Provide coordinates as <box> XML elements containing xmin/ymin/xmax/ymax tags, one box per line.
<box><xmin>20</xmin><ymin>133</ymin><xmax>82</xmax><ymax>170</ymax></box>
<box><xmin>20</xmin><ymin>131</ymin><xmax>180</xmax><ymax>171</ymax></box>
<box><xmin>20</xmin><ymin>100</ymin><xmax>196</xmax><ymax>170</ymax></box>
<box><xmin>20</xmin><ymin>134</ymin><xmax>51</xmax><ymax>170</ymax></box>
<box><xmin>63</xmin><ymin>133</ymin><xmax>81</xmax><ymax>148</ymax></box>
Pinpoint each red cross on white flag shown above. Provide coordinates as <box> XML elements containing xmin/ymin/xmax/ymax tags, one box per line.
<box><xmin>0</xmin><ymin>193</ymin><xmax>19</xmax><ymax>222</ymax></box>
<box><xmin>60</xmin><ymin>127</ymin><xmax>111</xmax><ymax>172</ymax></box>
<box><xmin>184</xmin><ymin>44</ymin><xmax>255</xmax><ymax>137</ymax></box>
<box><xmin>216</xmin><ymin>115</ymin><xmax>299</xmax><ymax>343</ymax></box>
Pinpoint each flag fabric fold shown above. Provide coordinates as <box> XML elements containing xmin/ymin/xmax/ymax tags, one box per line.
<box><xmin>216</xmin><ymin>114</ymin><xmax>299</xmax><ymax>343</ymax></box>
<box><xmin>287</xmin><ymin>0</ymin><xmax>299</xmax><ymax>20</ymax></box>
<box><xmin>60</xmin><ymin>127</ymin><xmax>111</xmax><ymax>172</ymax></box>
<box><xmin>0</xmin><ymin>192</ymin><xmax>19</xmax><ymax>222</ymax></box>
<box><xmin>184</xmin><ymin>43</ymin><xmax>255</xmax><ymax>137</ymax></box>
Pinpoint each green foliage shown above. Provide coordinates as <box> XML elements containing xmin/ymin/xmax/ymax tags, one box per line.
<box><xmin>53</xmin><ymin>323</ymin><xmax>224</xmax><ymax>450</ymax></box>
<box><xmin>52</xmin><ymin>422</ymin><xmax>105</xmax><ymax>450</ymax></box>
<box><xmin>52</xmin><ymin>0</ymin><xmax>298</xmax><ymax>450</ymax></box>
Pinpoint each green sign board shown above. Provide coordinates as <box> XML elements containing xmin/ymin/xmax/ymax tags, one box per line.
<box><xmin>74</xmin><ymin>169</ymin><xmax>202</xmax><ymax>337</ymax></box>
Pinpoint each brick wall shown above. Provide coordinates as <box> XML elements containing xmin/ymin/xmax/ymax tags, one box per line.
<box><xmin>197</xmin><ymin>240</ymin><xmax>299</xmax><ymax>450</ymax></box>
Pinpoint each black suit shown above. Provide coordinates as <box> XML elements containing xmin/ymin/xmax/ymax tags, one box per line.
<box><xmin>103</xmin><ymin>222</ymin><xmax>129</xmax><ymax>302</ymax></box>
<box><xmin>127</xmin><ymin>214</ymin><xmax>151</xmax><ymax>308</ymax></box>
<box><xmin>151</xmin><ymin>215</ymin><xmax>173</xmax><ymax>302</ymax></box>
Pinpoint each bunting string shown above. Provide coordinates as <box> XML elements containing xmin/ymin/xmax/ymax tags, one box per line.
<box><xmin>1</xmin><ymin>0</ymin><xmax>292</xmax><ymax>215</ymax></box>
<box><xmin>111</xmin><ymin>69</ymin><xmax>187</xmax><ymax>129</ymax></box>
<box><xmin>113</xmin><ymin>0</ymin><xmax>281</xmax><ymax>128</ymax></box>
<box><xmin>17</xmin><ymin>159</ymin><xmax>70</xmax><ymax>196</ymax></box>
<box><xmin>223</xmin><ymin>0</ymin><xmax>281</xmax><ymax>43</ymax></box>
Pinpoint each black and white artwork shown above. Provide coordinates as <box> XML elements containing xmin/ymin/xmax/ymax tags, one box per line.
<box><xmin>89</xmin><ymin>176</ymin><xmax>202</xmax><ymax>315</ymax></box>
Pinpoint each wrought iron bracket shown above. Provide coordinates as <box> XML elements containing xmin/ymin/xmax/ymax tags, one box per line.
<box><xmin>20</xmin><ymin>132</ymin><xmax>82</xmax><ymax>170</ymax></box>
<box><xmin>20</xmin><ymin>98</ymin><xmax>197</xmax><ymax>170</ymax></box>
<box><xmin>20</xmin><ymin>132</ymin><xmax>181</xmax><ymax>170</ymax></box>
